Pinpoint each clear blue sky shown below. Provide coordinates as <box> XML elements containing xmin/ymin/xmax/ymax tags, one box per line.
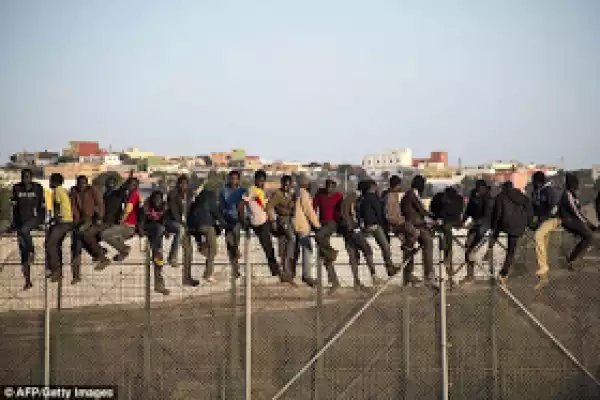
<box><xmin>1</xmin><ymin>0</ymin><xmax>599</xmax><ymax>168</ymax></box>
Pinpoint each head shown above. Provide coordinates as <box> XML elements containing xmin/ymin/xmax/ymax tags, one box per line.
<box><xmin>502</xmin><ymin>181</ymin><xmax>513</xmax><ymax>191</ymax></box>
<box><xmin>149</xmin><ymin>190</ymin><xmax>164</xmax><ymax>208</ymax></box>
<box><xmin>49</xmin><ymin>173</ymin><xmax>64</xmax><ymax>189</ymax></box>
<box><xmin>325</xmin><ymin>179</ymin><xmax>337</xmax><ymax>194</ymax></box>
<box><xmin>474</xmin><ymin>180</ymin><xmax>489</xmax><ymax>197</ymax></box>
<box><xmin>254</xmin><ymin>170</ymin><xmax>267</xmax><ymax>189</ymax></box>
<box><xmin>228</xmin><ymin>170</ymin><xmax>241</xmax><ymax>188</ymax></box>
<box><xmin>176</xmin><ymin>174</ymin><xmax>189</xmax><ymax>193</ymax></box>
<box><xmin>105</xmin><ymin>176</ymin><xmax>117</xmax><ymax>191</ymax></box>
<box><xmin>127</xmin><ymin>177</ymin><xmax>139</xmax><ymax>192</ymax></box>
<box><xmin>411</xmin><ymin>175</ymin><xmax>426</xmax><ymax>194</ymax></box>
<box><xmin>280</xmin><ymin>175</ymin><xmax>292</xmax><ymax>193</ymax></box>
<box><xmin>532</xmin><ymin>171</ymin><xmax>546</xmax><ymax>189</ymax></box>
<box><xmin>298</xmin><ymin>174</ymin><xmax>311</xmax><ymax>190</ymax></box>
<box><xmin>358</xmin><ymin>180</ymin><xmax>372</xmax><ymax>194</ymax></box>
<box><xmin>444</xmin><ymin>186</ymin><xmax>458</xmax><ymax>197</ymax></box>
<box><xmin>21</xmin><ymin>169</ymin><xmax>33</xmax><ymax>186</ymax></box>
<box><xmin>565</xmin><ymin>173</ymin><xmax>579</xmax><ymax>192</ymax></box>
<box><xmin>76</xmin><ymin>175</ymin><xmax>88</xmax><ymax>191</ymax></box>
<box><xmin>389</xmin><ymin>175</ymin><xmax>402</xmax><ymax>190</ymax></box>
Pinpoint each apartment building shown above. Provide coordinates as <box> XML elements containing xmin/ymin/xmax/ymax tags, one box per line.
<box><xmin>362</xmin><ymin>148</ymin><xmax>413</xmax><ymax>177</ymax></box>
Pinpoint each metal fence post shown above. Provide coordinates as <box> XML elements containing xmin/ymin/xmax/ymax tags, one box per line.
<box><xmin>244</xmin><ymin>230</ymin><xmax>252</xmax><ymax>400</ymax></box>
<box><xmin>438</xmin><ymin>231</ymin><xmax>449</xmax><ymax>400</ymax></box>
<box><xmin>143</xmin><ymin>238</ymin><xmax>151</xmax><ymax>400</ymax></box>
<box><xmin>228</xmin><ymin>236</ymin><xmax>241</xmax><ymax>399</ymax></box>
<box><xmin>490</xmin><ymin>245</ymin><xmax>499</xmax><ymax>399</ymax></box>
<box><xmin>314</xmin><ymin>243</ymin><xmax>323</xmax><ymax>400</ymax></box>
<box><xmin>403</xmin><ymin>290</ymin><xmax>411</xmax><ymax>400</ymax></box>
<box><xmin>44</xmin><ymin>272</ymin><xmax>50</xmax><ymax>386</ymax></box>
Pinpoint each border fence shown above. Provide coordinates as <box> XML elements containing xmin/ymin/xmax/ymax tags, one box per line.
<box><xmin>0</xmin><ymin>228</ymin><xmax>599</xmax><ymax>399</ymax></box>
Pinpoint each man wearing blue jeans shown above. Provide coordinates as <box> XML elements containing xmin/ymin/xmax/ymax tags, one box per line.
<box><xmin>219</xmin><ymin>171</ymin><xmax>247</xmax><ymax>278</ymax></box>
<box><xmin>11</xmin><ymin>169</ymin><xmax>45</xmax><ymax>290</ymax></box>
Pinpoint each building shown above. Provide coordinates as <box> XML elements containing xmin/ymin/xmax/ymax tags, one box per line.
<box><xmin>412</xmin><ymin>151</ymin><xmax>449</xmax><ymax>169</ymax></box>
<box><xmin>210</xmin><ymin>152</ymin><xmax>232</xmax><ymax>168</ymax></box>
<box><xmin>593</xmin><ymin>165</ymin><xmax>600</xmax><ymax>181</ymax></box>
<box><xmin>122</xmin><ymin>147</ymin><xmax>155</xmax><ymax>160</ymax></box>
<box><xmin>64</xmin><ymin>141</ymin><xmax>102</xmax><ymax>157</ymax></box>
<box><xmin>231</xmin><ymin>149</ymin><xmax>246</xmax><ymax>162</ymax></box>
<box><xmin>362</xmin><ymin>148</ymin><xmax>413</xmax><ymax>177</ymax></box>
<box><xmin>43</xmin><ymin>162</ymin><xmax>106</xmax><ymax>180</ymax></box>
<box><xmin>243</xmin><ymin>156</ymin><xmax>262</xmax><ymax>170</ymax></box>
<box><xmin>35</xmin><ymin>151</ymin><xmax>60</xmax><ymax>166</ymax></box>
<box><xmin>79</xmin><ymin>153</ymin><xmax>121</xmax><ymax>166</ymax></box>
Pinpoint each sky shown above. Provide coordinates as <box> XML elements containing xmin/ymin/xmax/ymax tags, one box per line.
<box><xmin>1</xmin><ymin>0</ymin><xmax>599</xmax><ymax>168</ymax></box>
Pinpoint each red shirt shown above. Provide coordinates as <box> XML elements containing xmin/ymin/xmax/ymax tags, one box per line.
<box><xmin>313</xmin><ymin>191</ymin><xmax>343</xmax><ymax>223</ymax></box>
<box><xmin>123</xmin><ymin>189</ymin><xmax>141</xmax><ymax>226</ymax></box>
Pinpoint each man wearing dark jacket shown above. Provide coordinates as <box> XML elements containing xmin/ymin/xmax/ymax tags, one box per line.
<box><xmin>165</xmin><ymin>175</ymin><xmax>193</xmax><ymax>267</ymax></box>
<box><xmin>359</xmin><ymin>180</ymin><xmax>396</xmax><ymax>276</ymax></box>
<box><xmin>188</xmin><ymin>189</ymin><xmax>229</xmax><ymax>285</ymax></box>
<box><xmin>11</xmin><ymin>169</ymin><xmax>45</xmax><ymax>289</ymax></box>
<box><xmin>400</xmin><ymin>175</ymin><xmax>435</xmax><ymax>286</ymax></box>
<box><xmin>266</xmin><ymin>175</ymin><xmax>296</xmax><ymax>284</ymax></box>
<box><xmin>70</xmin><ymin>175</ymin><xmax>110</xmax><ymax>282</ymax></box>
<box><xmin>492</xmin><ymin>182</ymin><xmax>533</xmax><ymax>285</ymax></box>
<box><xmin>431</xmin><ymin>186</ymin><xmax>464</xmax><ymax>275</ymax></box>
<box><xmin>531</xmin><ymin>171</ymin><xmax>561</xmax><ymax>278</ymax></box>
<box><xmin>461</xmin><ymin>180</ymin><xmax>494</xmax><ymax>285</ymax></box>
<box><xmin>340</xmin><ymin>185</ymin><xmax>380</xmax><ymax>292</ymax></box>
<box><xmin>559</xmin><ymin>173</ymin><xmax>598</xmax><ymax>270</ymax></box>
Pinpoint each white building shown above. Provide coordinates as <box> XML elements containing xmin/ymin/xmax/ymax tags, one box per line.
<box><xmin>79</xmin><ymin>154</ymin><xmax>121</xmax><ymax>166</ymax></box>
<box><xmin>361</xmin><ymin>148</ymin><xmax>413</xmax><ymax>177</ymax></box>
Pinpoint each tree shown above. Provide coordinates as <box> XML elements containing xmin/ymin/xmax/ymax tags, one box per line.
<box><xmin>92</xmin><ymin>171</ymin><xmax>123</xmax><ymax>188</ymax></box>
<box><xmin>57</xmin><ymin>155</ymin><xmax>77</xmax><ymax>163</ymax></box>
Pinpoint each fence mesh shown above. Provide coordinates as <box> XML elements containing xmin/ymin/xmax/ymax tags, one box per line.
<box><xmin>0</xmin><ymin>229</ymin><xmax>599</xmax><ymax>399</ymax></box>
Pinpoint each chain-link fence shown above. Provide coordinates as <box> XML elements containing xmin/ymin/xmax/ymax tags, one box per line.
<box><xmin>0</xmin><ymin>228</ymin><xmax>599</xmax><ymax>399</ymax></box>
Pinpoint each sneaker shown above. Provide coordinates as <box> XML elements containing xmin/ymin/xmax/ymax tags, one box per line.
<box><xmin>205</xmin><ymin>276</ymin><xmax>217</xmax><ymax>284</ymax></box>
<box><xmin>183</xmin><ymin>278</ymin><xmax>200</xmax><ymax>287</ymax></box>
<box><xmin>154</xmin><ymin>286</ymin><xmax>170</xmax><ymax>295</ymax></box>
<box><xmin>94</xmin><ymin>258</ymin><xmax>111</xmax><ymax>271</ymax></box>
<box><xmin>327</xmin><ymin>284</ymin><xmax>341</xmax><ymax>295</ymax></box>
<box><xmin>23</xmin><ymin>281</ymin><xmax>33</xmax><ymax>290</ymax></box>
<box><xmin>535</xmin><ymin>267</ymin><xmax>549</xmax><ymax>277</ymax></box>
<box><xmin>404</xmin><ymin>274</ymin><xmax>422</xmax><ymax>287</ymax></box>
<box><xmin>372</xmin><ymin>276</ymin><xmax>385</xmax><ymax>286</ymax></box>
<box><xmin>113</xmin><ymin>246</ymin><xmax>131</xmax><ymax>262</ymax></box>
<box><xmin>49</xmin><ymin>270</ymin><xmax>62</xmax><ymax>282</ymax></box>
<box><xmin>497</xmin><ymin>274</ymin><xmax>507</xmax><ymax>286</ymax></box>
<box><xmin>459</xmin><ymin>276</ymin><xmax>475</xmax><ymax>286</ymax></box>
<box><xmin>354</xmin><ymin>283</ymin><xmax>372</xmax><ymax>293</ymax></box>
<box><xmin>534</xmin><ymin>275</ymin><xmax>549</xmax><ymax>291</ymax></box>
<box><xmin>302</xmin><ymin>277</ymin><xmax>319</xmax><ymax>288</ymax></box>
<box><xmin>71</xmin><ymin>276</ymin><xmax>82</xmax><ymax>285</ymax></box>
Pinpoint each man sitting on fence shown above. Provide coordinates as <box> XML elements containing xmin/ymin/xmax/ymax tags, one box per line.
<box><xmin>70</xmin><ymin>175</ymin><xmax>111</xmax><ymax>281</ymax></box>
<box><xmin>461</xmin><ymin>180</ymin><xmax>494</xmax><ymax>286</ymax></box>
<box><xmin>530</xmin><ymin>171</ymin><xmax>561</xmax><ymax>281</ymax></box>
<box><xmin>219</xmin><ymin>170</ymin><xmax>247</xmax><ymax>279</ymax></box>
<box><xmin>142</xmin><ymin>190</ymin><xmax>169</xmax><ymax>295</ymax></box>
<box><xmin>165</xmin><ymin>174</ymin><xmax>193</xmax><ymax>268</ymax></box>
<box><xmin>293</xmin><ymin>175</ymin><xmax>321</xmax><ymax>288</ymax></box>
<box><xmin>359</xmin><ymin>179</ymin><xmax>397</xmax><ymax>277</ymax></box>
<box><xmin>400</xmin><ymin>175</ymin><xmax>435</xmax><ymax>287</ymax></box>
<box><xmin>430</xmin><ymin>186</ymin><xmax>464</xmax><ymax>277</ymax></box>
<box><xmin>559</xmin><ymin>173</ymin><xmax>599</xmax><ymax>271</ymax></box>
<box><xmin>491</xmin><ymin>182</ymin><xmax>534</xmax><ymax>286</ymax></box>
<box><xmin>46</xmin><ymin>173</ymin><xmax>74</xmax><ymax>282</ymax></box>
<box><xmin>10</xmin><ymin>168</ymin><xmax>45</xmax><ymax>290</ymax></box>
<box><xmin>340</xmin><ymin>182</ymin><xmax>380</xmax><ymax>292</ymax></box>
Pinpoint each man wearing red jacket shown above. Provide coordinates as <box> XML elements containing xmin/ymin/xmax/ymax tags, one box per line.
<box><xmin>313</xmin><ymin>179</ymin><xmax>342</xmax><ymax>293</ymax></box>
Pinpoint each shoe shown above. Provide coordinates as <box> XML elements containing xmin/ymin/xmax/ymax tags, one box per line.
<box><xmin>459</xmin><ymin>276</ymin><xmax>475</xmax><ymax>286</ymax></box>
<box><xmin>71</xmin><ymin>276</ymin><xmax>82</xmax><ymax>285</ymax></box>
<box><xmin>205</xmin><ymin>276</ymin><xmax>217</xmax><ymax>284</ymax></box>
<box><xmin>154</xmin><ymin>253</ymin><xmax>165</xmax><ymax>266</ymax></box>
<box><xmin>49</xmin><ymin>270</ymin><xmax>62</xmax><ymax>282</ymax></box>
<box><xmin>372</xmin><ymin>276</ymin><xmax>385</xmax><ymax>286</ymax></box>
<box><xmin>534</xmin><ymin>275</ymin><xmax>548</xmax><ymax>290</ymax></box>
<box><xmin>94</xmin><ymin>258</ymin><xmax>111</xmax><ymax>271</ymax></box>
<box><xmin>302</xmin><ymin>277</ymin><xmax>319</xmax><ymax>288</ymax></box>
<box><xmin>404</xmin><ymin>274</ymin><xmax>422</xmax><ymax>287</ymax></box>
<box><xmin>168</xmin><ymin>258</ymin><xmax>178</xmax><ymax>268</ymax></box>
<box><xmin>535</xmin><ymin>267</ymin><xmax>549</xmax><ymax>276</ymax></box>
<box><xmin>113</xmin><ymin>246</ymin><xmax>131</xmax><ymax>262</ymax></box>
<box><xmin>354</xmin><ymin>283</ymin><xmax>372</xmax><ymax>293</ymax></box>
<box><xmin>154</xmin><ymin>286</ymin><xmax>170</xmax><ymax>295</ymax></box>
<box><xmin>497</xmin><ymin>274</ymin><xmax>507</xmax><ymax>286</ymax></box>
<box><xmin>183</xmin><ymin>278</ymin><xmax>200</xmax><ymax>287</ymax></box>
<box><xmin>23</xmin><ymin>281</ymin><xmax>33</xmax><ymax>290</ymax></box>
<box><xmin>328</xmin><ymin>284</ymin><xmax>341</xmax><ymax>295</ymax></box>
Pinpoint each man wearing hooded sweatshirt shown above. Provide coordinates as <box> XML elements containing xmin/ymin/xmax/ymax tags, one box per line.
<box><xmin>530</xmin><ymin>171</ymin><xmax>561</xmax><ymax>278</ymax></box>
<box><xmin>430</xmin><ymin>186</ymin><xmax>464</xmax><ymax>275</ymax></box>
<box><xmin>340</xmin><ymin>183</ymin><xmax>380</xmax><ymax>292</ymax></box>
<box><xmin>492</xmin><ymin>182</ymin><xmax>534</xmax><ymax>286</ymax></box>
<box><xmin>266</xmin><ymin>175</ymin><xmax>296</xmax><ymax>283</ymax></box>
<box><xmin>400</xmin><ymin>175</ymin><xmax>435</xmax><ymax>286</ymax></box>
<box><xmin>359</xmin><ymin>180</ymin><xmax>396</xmax><ymax>276</ymax></box>
<box><xmin>11</xmin><ymin>169</ymin><xmax>45</xmax><ymax>289</ymax></box>
<box><xmin>559</xmin><ymin>173</ymin><xmax>599</xmax><ymax>269</ymax></box>
<box><xmin>460</xmin><ymin>180</ymin><xmax>495</xmax><ymax>285</ymax></box>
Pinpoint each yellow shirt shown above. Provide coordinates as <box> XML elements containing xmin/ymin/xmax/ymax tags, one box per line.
<box><xmin>48</xmin><ymin>187</ymin><xmax>73</xmax><ymax>223</ymax></box>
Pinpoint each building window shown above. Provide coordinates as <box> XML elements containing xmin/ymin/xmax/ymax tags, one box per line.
<box><xmin>376</xmin><ymin>160</ymin><xmax>380</xmax><ymax>164</ymax></box>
